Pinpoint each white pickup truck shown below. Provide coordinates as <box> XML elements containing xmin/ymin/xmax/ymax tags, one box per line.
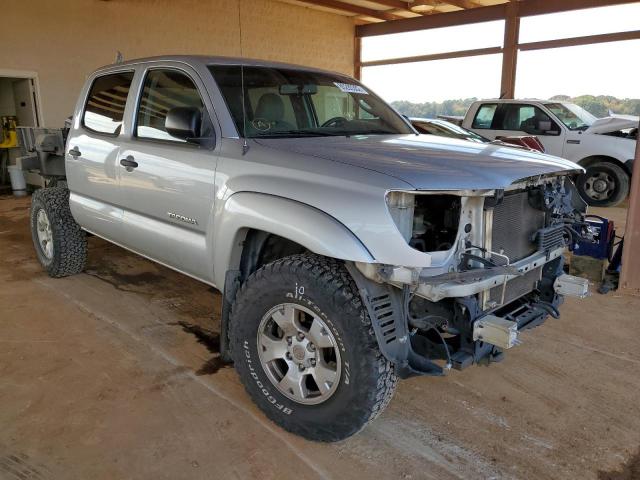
<box><xmin>461</xmin><ymin>99</ymin><xmax>638</xmax><ymax>207</ymax></box>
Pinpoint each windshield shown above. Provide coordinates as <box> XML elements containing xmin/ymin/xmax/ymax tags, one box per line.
<box><xmin>208</xmin><ymin>65</ymin><xmax>413</xmax><ymax>138</ymax></box>
<box><xmin>544</xmin><ymin>102</ymin><xmax>598</xmax><ymax>131</ymax></box>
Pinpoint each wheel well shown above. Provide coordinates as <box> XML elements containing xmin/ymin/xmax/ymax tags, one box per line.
<box><xmin>239</xmin><ymin>229</ymin><xmax>307</xmax><ymax>281</ymax></box>
<box><xmin>219</xmin><ymin>230</ymin><xmax>308</xmax><ymax>363</ymax></box>
<box><xmin>578</xmin><ymin>155</ymin><xmax>631</xmax><ymax>175</ymax></box>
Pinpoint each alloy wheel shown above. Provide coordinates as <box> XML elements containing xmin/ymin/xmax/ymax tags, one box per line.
<box><xmin>36</xmin><ymin>209</ymin><xmax>54</xmax><ymax>259</ymax></box>
<box><xmin>257</xmin><ymin>303</ymin><xmax>341</xmax><ymax>405</ymax></box>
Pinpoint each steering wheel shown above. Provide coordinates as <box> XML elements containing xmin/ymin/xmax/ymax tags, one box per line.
<box><xmin>321</xmin><ymin>116</ymin><xmax>348</xmax><ymax>128</ymax></box>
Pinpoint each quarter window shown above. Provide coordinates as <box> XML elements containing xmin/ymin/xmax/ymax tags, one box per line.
<box><xmin>472</xmin><ymin>104</ymin><xmax>497</xmax><ymax>129</ymax></box>
<box><xmin>136</xmin><ymin>69</ymin><xmax>204</xmax><ymax>142</ymax></box>
<box><xmin>83</xmin><ymin>72</ymin><xmax>134</xmax><ymax>135</ymax></box>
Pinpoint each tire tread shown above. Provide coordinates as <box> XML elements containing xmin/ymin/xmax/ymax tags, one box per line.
<box><xmin>230</xmin><ymin>253</ymin><xmax>397</xmax><ymax>441</ymax></box>
<box><xmin>30</xmin><ymin>187</ymin><xmax>87</xmax><ymax>277</ymax></box>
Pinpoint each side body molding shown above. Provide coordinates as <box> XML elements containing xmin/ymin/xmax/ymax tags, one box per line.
<box><xmin>212</xmin><ymin>192</ymin><xmax>375</xmax><ymax>288</ymax></box>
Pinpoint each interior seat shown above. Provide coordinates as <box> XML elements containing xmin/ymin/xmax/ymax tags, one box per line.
<box><xmin>254</xmin><ymin>93</ymin><xmax>294</xmax><ymax>131</ymax></box>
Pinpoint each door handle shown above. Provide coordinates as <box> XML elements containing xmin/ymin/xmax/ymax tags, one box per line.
<box><xmin>68</xmin><ymin>147</ymin><xmax>82</xmax><ymax>158</ymax></box>
<box><xmin>120</xmin><ymin>156</ymin><xmax>138</xmax><ymax>170</ymax></box>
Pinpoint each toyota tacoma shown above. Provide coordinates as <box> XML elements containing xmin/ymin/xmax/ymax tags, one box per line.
<box><xmin>26</xmin><ymin>56</ymin><xmax>590</xmax><ymax>442</ymax></box>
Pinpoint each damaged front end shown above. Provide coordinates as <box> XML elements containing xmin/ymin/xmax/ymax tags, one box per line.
<box><xmin>348</xmin><ymin>175</ymin><xmax>591</xmax><ymax>378</ymax></box>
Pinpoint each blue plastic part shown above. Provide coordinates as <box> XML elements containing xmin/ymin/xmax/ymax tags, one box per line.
<box><xmin>574</xmin><ymin>215</ymin><xmax>614</xmax><ymax>260</ymax></box>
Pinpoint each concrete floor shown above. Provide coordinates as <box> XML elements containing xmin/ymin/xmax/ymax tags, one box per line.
<box><xmin>1</xmin><ymin>195</ymin><xmax>639</xmax><ymax>480</ymax></box>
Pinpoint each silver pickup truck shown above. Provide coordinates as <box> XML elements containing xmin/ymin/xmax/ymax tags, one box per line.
<box><xmin>28</xmin><ymin>55</ymin><xmax>590</xmax><ymax>442</ymax></box>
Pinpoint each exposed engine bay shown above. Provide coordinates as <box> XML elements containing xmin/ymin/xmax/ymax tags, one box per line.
<box><xmin>601</xmin><ymin>127</ymin><xmax>637</xmax><ymax>140</ymax></box>
<box><xmin>410</xmin><ymin>195</ymin><xmax>461</xmax><ymax>252</ymax></box>
<box><xmin>354</xmin><ymin>175</ymin><xmax>590</xmax><ymax>378</ymax></box>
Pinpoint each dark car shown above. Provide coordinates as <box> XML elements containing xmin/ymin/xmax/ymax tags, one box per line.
<box><xmin>410</xmin><ymin>117</ymin><xmax>545</xmax><ymax>153</ymax></box>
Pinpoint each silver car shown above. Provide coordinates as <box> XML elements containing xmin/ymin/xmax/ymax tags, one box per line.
<box><xmin>29</xmin><ymin>56</ymin><xmax>589</xmax><ymax>441</ymax></box>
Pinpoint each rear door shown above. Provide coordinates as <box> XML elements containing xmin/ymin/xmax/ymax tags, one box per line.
<box><xmin>66</xmin><ymin>69</ymin><xmax>135</xmax><ymax>242</ymax></box>
<box><xmin>116</xmin><ymin>64</ymin><xmax>218</xmax><ymax>283</ymax></box>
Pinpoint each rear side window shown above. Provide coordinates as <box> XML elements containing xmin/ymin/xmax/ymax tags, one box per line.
<box><xmin>472</xmin><ymin>103</ymin><xmax>497</xmax><ymax>129</ymax></box>
<box><xmin>83</xmin><ymin>72</ymin><xmax>134</xmax><ymax>135</ymax></box>
<box><xmin>136</xmin><ymin>69</ymin><xmax>204</xmax><ymax>142</ymax></box>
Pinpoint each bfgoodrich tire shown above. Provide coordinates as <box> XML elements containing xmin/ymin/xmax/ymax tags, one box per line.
<box><xmin>30</xmin><ymin>187</ymin><xmax>87</xmax><ymax>277</ymax></box>
<box><xmin>230</xmin><ymin>254</ymin><xmax>397</xmax><ymax>442</ymax></box>
<box><xmin>576</xmin><ymin>161</ymin><xmax>629</xmax><ymax>207</ymax></box>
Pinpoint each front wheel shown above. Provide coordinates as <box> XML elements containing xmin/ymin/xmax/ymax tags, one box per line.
<box><xmin>230</xmin><ymin>254</ymin><xmax>397</xmax><ymax>441</ymax></box>
<box><xmin>576</xmin><ymin>162</ymin><xmax>629</xmax><ymax>207</ymax></box>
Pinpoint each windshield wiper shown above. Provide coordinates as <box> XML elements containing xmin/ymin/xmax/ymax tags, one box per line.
<box><xmin>252</xmin><ymin>131</ymin><xmax>331</xmax><ymax>138</ymax></box>
<box><xmin>354</xmin><ymin>129</ymin><xmax>396</xmax><ymax>135</ymax></box>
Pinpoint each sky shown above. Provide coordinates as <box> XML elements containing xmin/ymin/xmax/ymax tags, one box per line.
<box><xmin>361</xmin><ymin>3</ymin><xmax>640</xmax><ymax>103</ymax></box>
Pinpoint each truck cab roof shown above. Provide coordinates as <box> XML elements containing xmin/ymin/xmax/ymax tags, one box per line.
<box><xmin>93</xmin><ymin>54</ymin><xmax>342</xmax><ymax>77</ymax></box>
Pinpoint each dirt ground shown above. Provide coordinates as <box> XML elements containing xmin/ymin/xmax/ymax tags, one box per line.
<box><xmin>1</xmin><ymin>194</ymin><xmax>639</xmax><ymax>480</ymax></box>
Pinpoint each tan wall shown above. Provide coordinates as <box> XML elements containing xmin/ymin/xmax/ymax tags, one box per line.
<box><xmin>4</xmin><ymin>0</ymin><xmax>354</xmax><ymax>126</ymax></box>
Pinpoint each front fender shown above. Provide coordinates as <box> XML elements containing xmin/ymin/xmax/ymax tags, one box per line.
<box><xmin>212</xmin><ymin>192</ymin><xmax>374</xmax><ymax>287</ymax></box>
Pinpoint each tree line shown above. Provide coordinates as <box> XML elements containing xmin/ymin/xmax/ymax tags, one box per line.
<box><xmin>392</xmin><ymin>95</ymin><xmax>640</xmax><ymax>119</ymax></box>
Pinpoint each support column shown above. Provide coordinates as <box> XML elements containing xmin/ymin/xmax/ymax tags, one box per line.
<box><xmin>620</xmin><ymin>120</ymin><xmax>640</xmax><ymax>294</ymax></box>
<box><xmin>499</xmin><ymin>1</ymin><xmax>519</xmax><ymax>99</ymax></box>
<box><xmin>354</xmin><ymin>36</ymin><xmax>362</xmax><ymax>80</ymax></box>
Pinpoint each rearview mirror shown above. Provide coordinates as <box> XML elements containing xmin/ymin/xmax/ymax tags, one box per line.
<box><xmin>165</xmin><ymin>107</ymin><xmax>202</xmax><ymax>141</ymax></box>
<box><xmin>278</xmin><ymin>84</ymin><xmax>318</xmax><ymax>95</ymax></box>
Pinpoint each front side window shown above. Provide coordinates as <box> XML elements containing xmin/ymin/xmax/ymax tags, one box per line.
<box><xmin>498</xmin><ymin>104</ymin><xmax>560</xmax><ymax>135</ymax></box>
<box><xmin>136</xmin><ymin>69</ymin><xmax>204</xmax><ymax>142</ymax></box>
<box><xmin>208</xmin><ymin>65</ymin><xmax>413</xmax><ymax>138</ymax></box>
<box><xmin>83</xmin><ymin>71</ymin><xmax>134</xmax><ymax>135</ymax></box>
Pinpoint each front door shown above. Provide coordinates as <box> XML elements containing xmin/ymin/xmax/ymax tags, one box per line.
<box><xmin>117</xmin><ymin>66</ymin><xmax>218</xmax><ymax>283</ymax></box>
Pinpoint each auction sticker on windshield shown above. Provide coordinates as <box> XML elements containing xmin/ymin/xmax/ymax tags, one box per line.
<box><xmin>334</xmin><ymin>82</ymin><xmax>368</xmax><ymax>94</ymax></box>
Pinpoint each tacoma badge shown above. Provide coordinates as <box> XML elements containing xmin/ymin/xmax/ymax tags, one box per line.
<box><xmin>167</xmin><ymin>212</ymin><xmax>198</xmax><ymax>225</ymax></box>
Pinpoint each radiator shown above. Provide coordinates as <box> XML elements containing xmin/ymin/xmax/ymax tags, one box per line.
<box><xmin>485</xmin><ymin>191</ymin><xmax>546</xmax><ymax>307</ymax></box>
<box><xmin>490</xmin><ymin>191</ymin><xmax>546</xmax><ymax>264</ymax></box>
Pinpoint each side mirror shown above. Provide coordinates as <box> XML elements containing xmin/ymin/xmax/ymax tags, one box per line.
<box><xmin>165</xmin><ymin>107</ymin><xmax>201</xmax><ymax>141</ymax></box>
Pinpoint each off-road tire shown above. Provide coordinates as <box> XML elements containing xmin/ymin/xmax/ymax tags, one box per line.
<box><xmin>230</xmin><ymin>254</ymin><xmax>397</xmax><ymax>441</ymax></box>
<box><xmin>30</xmin><ymin>187</ymin><xmax>87</xmax><ymax>277</ymax></box>
<box><xmin>576</xmin><ymin>161</ymin><xmax>629</xmax><ymax>207</ymax></box>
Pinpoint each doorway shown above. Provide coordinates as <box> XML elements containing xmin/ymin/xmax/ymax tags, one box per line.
<box><xmin>0</xmin><ymin>70</ymin><xmax>42</xmax><ymax>189</ymax></box>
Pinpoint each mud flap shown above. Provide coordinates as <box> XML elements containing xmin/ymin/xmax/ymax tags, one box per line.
<box><xmin>220</xmin><ymin>269</ymin><xmax>241</xmax><ymax>363</ymax></box>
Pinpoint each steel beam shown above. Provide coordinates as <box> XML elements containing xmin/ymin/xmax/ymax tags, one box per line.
<box><xmin>620</xmin><ymin>120</ymin><xmax>640</xmax><ymax>295</ymax></box>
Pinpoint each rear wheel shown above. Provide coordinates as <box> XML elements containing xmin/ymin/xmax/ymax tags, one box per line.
<box><xmin>576</xmin><ymin>162</ymin><xmax>629</xmax><ymax>207</ymax></box>
<box><xmin>230</xmin><ymin>254</ymin><xmax>397</xmax><ymax>441</ymax></box>
<box><xmin>30</xmin><ymin>187</ymin><xmax>87</xmax><ymax>277</ymax></box>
